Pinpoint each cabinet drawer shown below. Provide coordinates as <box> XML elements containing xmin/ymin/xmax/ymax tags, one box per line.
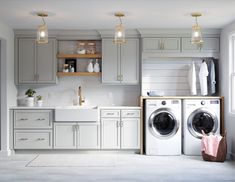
<box><xmin>101</xmin><ymin>110</ymin><xmax>120</xmax><ymax>118</ymax></box>
<box><xmin>14</xmin><ymin>110</ymin><xmax>52</xmax><ymax>129</ymax></box>
<box><xmin>14</xmin><ymin>130</ymin><xmax>52</xmax><ymax>149</ymax></box>
<box><xmin>121</xmin><ymin>110</ymin><xmax>140</xmax><ymax>118</ymax></box>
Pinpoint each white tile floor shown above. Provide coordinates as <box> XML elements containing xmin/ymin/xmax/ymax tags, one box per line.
<box><xmin>0</xmin><ymin>154</ymin><xmax>235</xmax><ymax>182</ymax></box>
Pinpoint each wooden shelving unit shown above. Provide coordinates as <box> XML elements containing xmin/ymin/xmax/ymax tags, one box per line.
<box><xmin>57</xmin><ymin>72</ymin><xmax>101</xmax><ymax>77</ymax></box>
<box><xmin>57</xmin><ymin>53</ymin><xmax>102</xmax><ymax>59</ymax></box>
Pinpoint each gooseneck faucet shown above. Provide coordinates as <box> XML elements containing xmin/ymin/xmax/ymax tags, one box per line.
<box><xmin>78</xmin><ymin>86</ymin><xmax>85</xmax><ymax>106</ymax></box>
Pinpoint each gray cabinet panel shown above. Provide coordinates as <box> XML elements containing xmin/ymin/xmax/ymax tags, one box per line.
<box><xmin>17</xmin><ymin>37</ymin><xmax>57</xmax><ymax>85</ymax></box>
<box><xmin>182</xmin><ymin>37</ymin><xmax>219</xmax><ymax>53</ymax></box>
<box><xmin>18</xmin><ymin>38</ymin><xmax>36</xmax><ymax>83</ymax></box>
<box><xmin>121</xmin><ymin>39</ymin><xmax>139</xmax><ymax>84</ymax></box>
<box><xmin>162</xmin><ymin>38</ymin><xmax>181</xmax><ymax>52</ymax></box>
<box><xmin>102</xmin><ymin>39</ymin><xmax>120</xmax><ymax>84</ymax></box>
<box><xmin>36</xmin><ymin>39</ymin><xmax>56</xmax><ymax>83</ymax></box>
<box><xmin>102</xmin><ymin>38</ymin><xmax>139</xmax><ymax>85</ymax></box>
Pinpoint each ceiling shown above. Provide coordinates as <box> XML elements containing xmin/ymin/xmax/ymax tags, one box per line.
<box><xmin>0</xmin><ymin>0</ymin><xmax>235</xmax><ymax>30</ymax></box>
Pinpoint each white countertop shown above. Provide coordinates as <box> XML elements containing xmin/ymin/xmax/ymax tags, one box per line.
<box><xmin>10</xmin><ymin>105</ymin><xmax>141</xmax><ymax>110</ymax></box>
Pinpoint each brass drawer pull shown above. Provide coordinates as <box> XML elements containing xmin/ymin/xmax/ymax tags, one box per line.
<box><xmin>20</xmin><ymin>118</ymin><xmax>28</xmax><ymax>121</ymax></box>
<box><xmin>19</xmin><ymin>138</ymin><xmax>28</xmax><ymax>141</ymax></box>
<box><xmin>37</xmin><ymin>118</ymin><xmax>46</xmax><ymax>121</ymax></box>
<box><xmin>37</xmin><ymin>138</ymin><xmax>45</xmax><ymax>141</ymax></box>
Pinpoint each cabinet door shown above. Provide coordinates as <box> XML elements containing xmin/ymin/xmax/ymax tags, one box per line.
<box><xmin>36</xmin><ymin>39</ymin><xmax>57</xmax><ymax>84</ymax></box>
<box><xmin>18</xmin><ymin>38</ymin><xmax>36</xmax><ymax>84</ymax></box>
<box><xmin>77</xmin><ymin>124</ymin><xmax>100</xmax><ymax>149</ymax></box>
<box><xmin>101</xmin><ymin>118</ymin><xmax>120</xmax><ymax>149</ymax></box>
<box><xmin>162</xmin><ymin>38</ymin><xmax>181</xmax><ymax>52</ymax></box>
<box><xmin>121</xmin><ymin>39</ymin><xmax>139</xmax><ymax>84</ymax></box>
<box><xmin>201</xmin><ymin>37</ymin><xmax>219</xmax><ymax>53</ymax></box>
<box><xmin>102</xmin><ymin>39</ymin><xmax>120</xmax><ymax>84</ymax></box>
<box><xmin>54</xmin><ymin>123</ymin><xmax>77</xmax><ymax>149</ymax></box>
<box><xmin>121</xmin><ymin>118</ymin><xmax>140</xmax><ymax>149</ymax></box>
<box><xmin>142</xmin><ymin>38</ymin><xmax>162</xmax><ymax>52</ymax></box>
<box><xmin>182</xmin><ymin>37</ymin><xmax>219</xmax><ymax>53</ymax></box>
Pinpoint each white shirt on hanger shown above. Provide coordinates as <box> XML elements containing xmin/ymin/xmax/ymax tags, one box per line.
<box><xmin>199</xmin><ymin>61</ymin><xmax>209</xmax><ymax>96</ymax></box>
<box><xmin>188</xmin><ymin>61</ymin><xmax>197</xmax><ymax>95</ymax></box>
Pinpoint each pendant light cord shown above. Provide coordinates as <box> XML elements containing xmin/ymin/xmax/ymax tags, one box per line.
<box><xmin>119</xmin><ymin>16</ymin><xmax>122</xmax><ymax>25</ymax></box>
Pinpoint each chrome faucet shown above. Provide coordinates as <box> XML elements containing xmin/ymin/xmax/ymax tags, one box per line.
<box><xmin>78</xmin><ymin>86</ymin><xmax>85</xmax><ymax>106</ymax></box>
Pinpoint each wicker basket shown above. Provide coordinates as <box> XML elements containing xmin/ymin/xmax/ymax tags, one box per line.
<box><xmin>201</xmin><ymin>132</ymin><xmax>227</xmax><ymax>162</ymax></box>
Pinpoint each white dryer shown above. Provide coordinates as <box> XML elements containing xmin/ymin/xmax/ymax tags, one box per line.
<box><xmin>183</xmin><ymin>99</ymin><xmax>220</xmax><ymax>155</ymax></box>
<box><xmin>145</xmin><ymin>99</ymin><xmax>182</xmax><ymax>155</ymax></box>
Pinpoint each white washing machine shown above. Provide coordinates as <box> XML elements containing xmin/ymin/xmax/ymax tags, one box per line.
<box><xmin>183</xmin><ymin>99</ymin><xmax>220</xmax><ymax>155</ymax></box>
<box><xmin>145</xmin><ymin>99</ymin><xmax>182</xmax><ymax>155</ymax></box>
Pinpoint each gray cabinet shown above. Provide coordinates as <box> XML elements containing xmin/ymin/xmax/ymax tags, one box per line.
<box><xmin>100</xmin><ymin>109</ymin><xmax>140</xmax><ymax>149</ymax></box>
<box><xmin>17</xmin><ymin>38</ymin><xmax>57</xmax><ymax>84</ymax></box>
<box><xmin>102</xmin><ymin>38</ymin><xmax>139</xmax><ymax>84</ymax></box>
<box><xmin>143</xmin><ymin>38</ymin><xmax>181</xmax><ymax>53</ymax></box>
<box><xmin>182</xmin><ymin>37</ymin><xmax>219</xmax><ymax>53</ymax></box>
<box><xmin>13</xmin><ymin>109</ymin><xmax>53</xmax><ymax>149</ymax></box>
<box><xmin>54</xmin><ymin>123</ymin><xmax>100</xmax><ymax>149</ymax></box>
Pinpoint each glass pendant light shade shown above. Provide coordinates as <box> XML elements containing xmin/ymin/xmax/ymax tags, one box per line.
<box><xmin>36</xmin><ymin>13</ymin><xmax>49</xmax><ymax>44</ymax></box>
<box><xmin>37</xmin><ymin>23</ymin><xmax>48</xmax><ymax>44</ymax></box>
<box><xmin>191</xmin><ymin>13</ymin><xmax>203</xmax><ymax>45</ymax></box>
<box><xmin>114</xmin><ymin>12</ymin><xmax>126</xmax><ymax>44</ymax></box>
<box><xmin>114</xmin><ymin>23</ymin><xmax>126</xmax><ymax>44</ymax></box>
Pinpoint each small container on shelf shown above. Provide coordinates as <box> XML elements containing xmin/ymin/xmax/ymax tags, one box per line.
<box><xmin>77</xmin><ymin>42</ymin><xmax>86</xmax><ymax>54</ymax></box>
<box><xmin>86</xmin><ymin>42</ymin><xmax>96</xmax><ymax>54</ymax></box>
<box><xmin>94</xmin><ymin>59</ymin><xmax>100</xmax><ymax>73</ymax></box>
<box><xmin>87</xmin><ymin>59</ymin><xmax>94</xmax><ymax>73</ymax></box>
<box><xmin>63</xmin><ymin>64</ymin><xmax>69</xmax><ymax>72</ymax></box>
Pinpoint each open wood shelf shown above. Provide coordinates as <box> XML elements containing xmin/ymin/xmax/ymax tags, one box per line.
<box><xmin>57</xmin><ymin>72</ymin><xmax>101</xmax><ymax>77</ymax></box>
<box><xmin>57</xmin><ymin>53</ymin><xmax>102</xmax><ymax>59</ymax></box>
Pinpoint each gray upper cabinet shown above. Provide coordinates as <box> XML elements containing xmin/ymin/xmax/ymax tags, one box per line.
<box><xmin>182</xmin><ymin>37</ymin><xmax>219</xmax><ymax>53</ymax></box>
<box><xmin>102</xmin><ymin>38</ymin><xmax>139</xmax><ymax>84</ymax></box>
<box><xmin>143</xmin><ymin>38</ymin><xmax>181</xmax><ymax>53</ymax></box>
<box><xmin>16</xmin><ymin>38</ymin><xmax>57</xmax><ymax>85</ymax></box>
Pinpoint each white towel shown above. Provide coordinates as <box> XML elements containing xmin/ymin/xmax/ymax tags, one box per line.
<box><xmin>199</xmin><ymin>61</ymin><xmax>209</xmax><ymax>96</ymax></box>
<box><xmin>188</xmin><ymin>61</ymin><xmax>197</xmax><ymax>95</ymax></box>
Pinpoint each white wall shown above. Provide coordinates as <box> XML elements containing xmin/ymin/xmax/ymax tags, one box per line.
<box><xmin>17</xmin><ymin>77</ymin><xmax>140</xmax><ymax>107</ymax></box>
<box><xmin>0</xmin><ymin>21</ymin><xmax>17</xmax><ymax>156</ymax></box>
<box><xmin>220</xmin><ymin>20</ymin><xmax>235</xmax><ymax>159</ymax></box>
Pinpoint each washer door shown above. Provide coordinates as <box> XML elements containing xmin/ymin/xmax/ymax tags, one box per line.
<box><xmin>148</xmin><ymin>108</ymin><xmax>179</xmax><ymax>139</ymax></box>
<box><xmin>187</xmin><ymin>108</ymin><xmax>218</xmax><ymax>139</ymax></box>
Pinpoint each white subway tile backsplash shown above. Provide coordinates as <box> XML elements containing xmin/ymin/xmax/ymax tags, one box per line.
<box><xmin>17</xmin><ymin>77</ymin><xmax>140</xmax><ymax>106</ymax></box>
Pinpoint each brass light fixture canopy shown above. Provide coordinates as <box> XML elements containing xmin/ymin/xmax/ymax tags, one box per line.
<box><xmin>36</xmin><ymin>12</ymin><xmax>49</xmax><ymax>44</ymax></box>
<box><xmin>114</xmin><ymin>12</ymin><xmax>126</xmax><ymax>44</ymax></box>
<box><xmin>114</xmin><ymin>12</ymin><xmax>125</xmax><ymax>17</ymax></box>
<box><xmin>37</xmin><ymin>12</ymin><xmax>48</xmax><ymax>17</ymax></box>
<box><xmin>191</xmin><ymin>12</ymin><xmax>202</xmax><ymax>18</ymax></box>
<box><xmin>191</xmin><ymin>12</ymin><xmax>203</xmax><ymax>45</ymax></box>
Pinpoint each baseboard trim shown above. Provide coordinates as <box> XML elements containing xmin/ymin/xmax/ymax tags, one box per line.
<box><xmin>0</xmin><ymin>149</ymin><xmax>14</xmax><ymax>156</ymax></box>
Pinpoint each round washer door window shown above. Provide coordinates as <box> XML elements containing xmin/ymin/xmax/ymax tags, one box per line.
<box><xmin>149</xmin><ymin>108</ymin><xmax>179</xmax><ymax>139</ymax></box>
<box><xmin>187</xmin><ymin>108</ymin><xmax>218</xmax><ymax>138</ymax></box>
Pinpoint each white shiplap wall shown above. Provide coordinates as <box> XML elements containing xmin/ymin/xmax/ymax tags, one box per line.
<box><xmin>142</xmin><ymin>58</ymin><xmax>202</xmax><ymax>96</ymax></box>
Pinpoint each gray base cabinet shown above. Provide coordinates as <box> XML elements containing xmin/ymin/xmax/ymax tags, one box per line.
<box><xmin>16</xmin><ymin>38</ymin><xmax>57</xmax><ymax>85</ymax></box>
<box><xmin>13</xmin><ymin>110</ymin><xmax>53</xmax><ymax>149</ymax></box>
<box><xmin>54</xmin><ymin>123</ymin><xmax>100</xmax><ymax>149</ymax></box>
<box><xmin>102</xmin><ymin>38</ymin><xmax>139</xmax><ymax>84</ymax></box>
<box><xmin>101</xmin><ymin>109</ymin><xmax>140</xmax><ymax>149</ymax></box>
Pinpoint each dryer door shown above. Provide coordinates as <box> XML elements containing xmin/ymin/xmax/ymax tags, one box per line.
<box><xmin>187</xmin><ymin>108</ymin><xmax>219</xmax><ymax>139</ymax></box>
<box><xmin>148</xmin><ymin>108</ymin><xmax>179</xmax><ymax>139</ymax></box>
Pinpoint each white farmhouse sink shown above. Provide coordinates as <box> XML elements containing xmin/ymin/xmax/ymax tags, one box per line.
<box><xmin>55</xmin><ymin>105</ymin><xmax>98</xmax><ymax>122</ymax></box>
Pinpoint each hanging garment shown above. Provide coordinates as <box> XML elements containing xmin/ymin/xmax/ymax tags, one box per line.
<box><xmin>206</xmin><ymin>59</ymin><xmax>216</xmax><ymax>95</ymax></box>
<box><xmin>188</xmin><ymin>61</ymin><xmax>197</xmax><ymax>95</ymax></box>
<box><xmin>199</xmin><ymin>61</ymin><xmax>209</xmax><ymax>96</ymax></box>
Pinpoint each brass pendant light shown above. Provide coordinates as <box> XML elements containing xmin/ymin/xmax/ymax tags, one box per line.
<box><xmin>37</xmin><ymin>12</ymin><xmax>48</xmax><ymax>44</ymax></box>
<box><xmin>114</xmin><ymin>12</ymin><xmax>126</xmax><ymax>44</ymax></box>
<box><xmin>191</xmin><ymin>12</ymin><xmax>203</xmax><ymax>45</ymax></box>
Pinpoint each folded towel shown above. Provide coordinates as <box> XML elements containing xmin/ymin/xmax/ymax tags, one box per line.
<box><xmin>201</xmin><ymin>133</ymin><xmax>222</xmax><ymax>157</ymax></box>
